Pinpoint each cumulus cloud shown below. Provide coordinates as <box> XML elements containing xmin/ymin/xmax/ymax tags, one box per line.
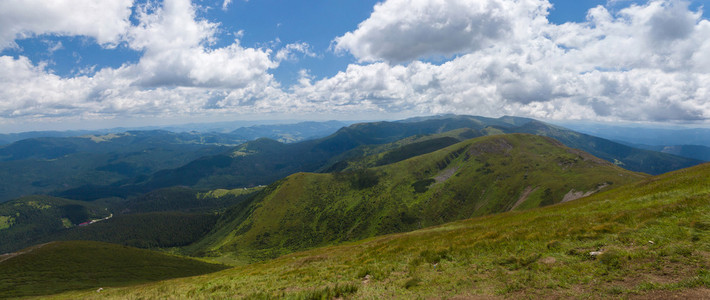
<box><xmin>317</xmin><ymin>0</ymin><xmax>710</xmax><ymax>122</ymax></box>
<box><xmin>1</xmin><ymin>0</ymin><xmax>709</xmax><ymax>126</ymax></box>
<box><xmin>117</xmin><ymin>0</ymin><xmax>277</xmax><ymax>88</ymax></box>
<box><xmin>0</xmin><ymin>0</ymin><xmax>284</xmax><ymax>121</ymax></box>
<box><xmin>0</xmin><ymin>0</ymin><xmax>133</xmax><ymax>49</ymax></box>
<box><xmin>275</xmin><ymin>42</ymin><xmax>316</xmax><ymax>62</ymax></box>
<box><xmin>334</xmin><ymin>0</ymin><xmax>551</xmax><ymax>63</ymax></box>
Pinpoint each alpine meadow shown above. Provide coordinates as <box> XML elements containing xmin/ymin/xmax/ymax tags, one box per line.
<box><xmin>1</xmin><ymin>0</ymin><xmax>709</xmax><ymax>299</ymax></box>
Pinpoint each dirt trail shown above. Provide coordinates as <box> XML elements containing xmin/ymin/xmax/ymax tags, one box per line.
<box><xmin>510</xmin><ymin>186</ymin><xmax>538</xmax><ymax>211</ymax></box>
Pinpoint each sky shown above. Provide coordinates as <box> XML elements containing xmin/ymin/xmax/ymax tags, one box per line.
<box><xmin>0</xmin><ymin>0</ymin><xmax>709</xmax><ymax>132</ymax></box>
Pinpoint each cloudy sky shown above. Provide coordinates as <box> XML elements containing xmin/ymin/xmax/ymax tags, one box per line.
<box><xmin>0</xmin><ymin>0</ymin><xmax>709</xmax><ymax>132</ymax></box>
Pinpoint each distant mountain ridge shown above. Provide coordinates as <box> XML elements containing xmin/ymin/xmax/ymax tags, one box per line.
<box><xmin>556</xmin><ymin>122</ymin><xmax>710</xmax><ymax>147</ymax></box>
<box><xmin>0</xmin><ymin>121</ymin><xmax>350</xmax><ymax>203</ymax></box>
<box><xmin>56</xmin><ymin>115</ymin><xmax>701</xmax><ymax>201</ymax></box>
<box><xmin>618</xmin><ymin>143</ymin><xmax>710</xmax><ymax>162</ymax></box>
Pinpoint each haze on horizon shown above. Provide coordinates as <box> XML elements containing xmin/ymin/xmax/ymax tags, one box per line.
<box><xmin>1</xmin><ymin>0</ymin><xmax>709</xmax><ymax>133</ymax></box>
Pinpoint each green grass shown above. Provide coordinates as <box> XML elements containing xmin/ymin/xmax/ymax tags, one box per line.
<box><xmin>49</xmin><ymin>161</ymin><xmax>709</xmax><ymax>299</ymax></box>
<box><xmin>0</xmin><ymin>241</ymin><xmax>228</xmax><ymax>298</ymax></box>
<box><xmin>187</xmin><ymin>134</ymin><xmax>645</xmax><ymax>263</ymax></box>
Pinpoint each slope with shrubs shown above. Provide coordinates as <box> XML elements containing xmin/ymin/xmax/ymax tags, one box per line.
<box><xmin>186</xmin><ymin>134</ymin><xmax>644</xmax><ymax>262</ymax></box>
<box><xmin>53</xmin><ymin>161</ymin><xmax>710</xmax><ymax>299</ymax></box>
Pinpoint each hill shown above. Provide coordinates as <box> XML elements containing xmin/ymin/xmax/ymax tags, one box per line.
<box><xmin>0</xmin><ymin>241</ymin><xmax>227</xmax><ymax>298</ymax></box>
<box><xmin>53</xmin><ymin>162</ymin><xmax>710</xmax><ymax>299</ymax></box>
<box><xmin>184</xmin><ymin>134</ymin><xmax>645</xmax><ymax>263</ymax></box>
<box><xmin>59</xmin><ymin>115</ymin><xmax>695</xmax><ymax>201</ymax></box>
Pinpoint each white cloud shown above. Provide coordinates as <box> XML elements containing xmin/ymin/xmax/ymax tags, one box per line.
<box><xmin>222</xmin><ymin>0</ymin><xmax>233</xmax><ymax>11</ymax></box>
<box><xmin>275</xmin><ymin>42</ymin><xmax>316</xmax><ymax>62</ymax></box>
<box><xmin>0</xmin><ymin>0</ymin><xmax>284</xmax><ymax>121</ymax></box>
<box><xmin>1</xmin><ymin>0</ymin><xmax>709</xmax><ymax>127</ymax></box>
<box><xmin>316</xmin><ymin>0</ymin><xmax>710</xmax><ymax>122</ymax></box>
<box><xmin>122</xmin><ymin>0</ymin><xmax>277</xmax><ymax>88</ymax></box>
<box><xmin>333</xmin><ymin>0</ymin><xmax>552</xmax><ymax>63</ymax></box>
<box><xmin>0</xmin><ymin>0</ymin><xmax>133</xmax><ymax>50</ymax></box>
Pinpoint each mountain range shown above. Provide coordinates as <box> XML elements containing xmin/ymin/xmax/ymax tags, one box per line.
<box><xmin>55</xmin><ymin>115</ymin><xmax>702</xmax><ymax>201</ymax></box>
<box><xmin>0</xmin><ymin>115</ymin><xmax>707</xmax><ymax>299</ymax></box>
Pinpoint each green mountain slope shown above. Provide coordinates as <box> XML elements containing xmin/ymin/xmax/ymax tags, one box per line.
<box><xmin>54</xmin><ymin>161</ymin><xmax>710</xmax><ymax>299</ymax></box>
<box><xmin>186</xmin><ymin>134</ymin><xmax>644</xmax><ymax>263</ymax></box>
<box><xmin>0</xmin><ymin>241</ymin><xmax>227</xmax><ymax>298</ymax></box>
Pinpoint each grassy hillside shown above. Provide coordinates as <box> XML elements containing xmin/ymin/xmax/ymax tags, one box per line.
<box><xmin>52</xmin><ymin>162</ymin><xmax>710</xmax><ymax>299</ymax></box>
<box><xmin>0</xmin><ymin>241</ymin><xmax>227</xmax><ymax>298</ymax></box>
<box><xmin>186</xmin><ymin>134</ymin><xmax>644</xmax><ymax>263</ymax></box>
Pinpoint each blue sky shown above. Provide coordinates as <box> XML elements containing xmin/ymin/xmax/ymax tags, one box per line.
<box><xmin>0</xmin><ymin>0</ymin><xmax>709</xmax><ymax>132</ymax></box>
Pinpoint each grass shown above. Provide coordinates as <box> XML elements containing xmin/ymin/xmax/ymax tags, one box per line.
<box><xmin>0</xmin><ymin>241</ymin><xmax>228</xmax><ymax>298</ymax></box>
<box><xmin>45</xmin><ymin>161</ymin><xmax>709</xmax><ymax>299</ymax></box>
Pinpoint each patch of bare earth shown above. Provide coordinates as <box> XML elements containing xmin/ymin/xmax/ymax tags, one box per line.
<box><xmin>560</xmin><ymin>183</ymin><xmax>608</xmax><ymax>203</ymax></box>
<box><xmin>434</xmin><ymin>167</ymin><xmax>459</xmax><ymax>183</ymax></box>
<box><xmin>509</xmin><ymin>186</ymin><xmax>538</xmax><ymax>211</ymax></box>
